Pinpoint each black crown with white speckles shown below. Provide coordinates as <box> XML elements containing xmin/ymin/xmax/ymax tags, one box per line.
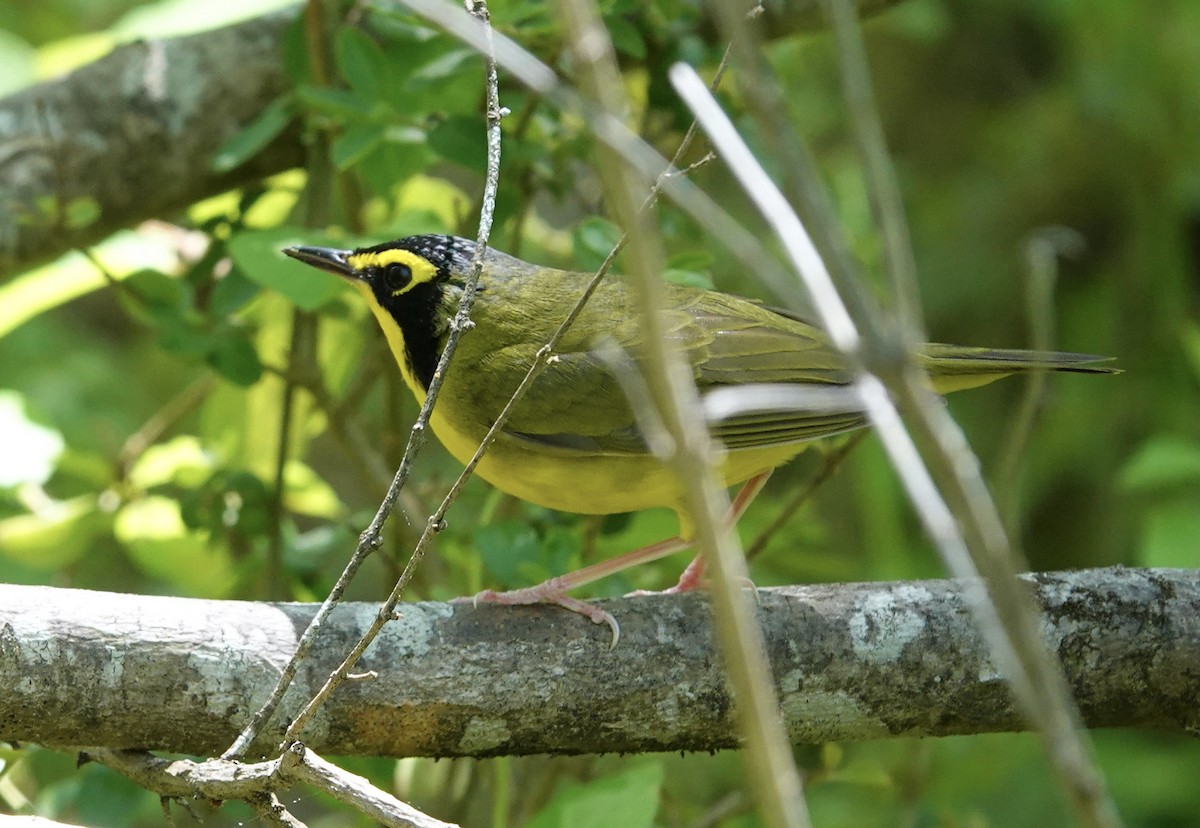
<box><xmin>396</xmin><ymin>235</ymin><xmax>477</xmax><ymax>274</ymax></box>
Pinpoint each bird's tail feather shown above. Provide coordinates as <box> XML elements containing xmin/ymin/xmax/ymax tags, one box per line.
<box><xmin>921</xmin><ymin>344</ymin><xmax>1119</xmax><ymax>393</ymax></box>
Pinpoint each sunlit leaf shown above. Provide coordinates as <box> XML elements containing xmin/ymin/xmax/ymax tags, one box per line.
<box><xmin>128</xmin><ymin>435</ymin><xmax>214</xmax><ymax>491</ymax></box>
<box><xmin>662</xmin><ymin>267</ymin><xmax>713</xmax><ymax>290</ymax></box>
<box><xmin>1137</xmin><ymin>505</ymin><xmax>1200</xmax><ymax>569</ymax></box>
<box><xmin>0</xmin><ymin>495</ymin><xmax>109</xmax><ymax>570</ymax></box>
<box><xmin>1119</xmin><ymin>436</ymin><xmax>1200</xmax><ymax>492</ymax></box>
<box><xmin>284</xmin><ymin>460</ymin><xmax>345</xmax><ymax>519</ymax></box>
<box><xmin>0</xmin><ymin>232</ymin><xmax>179</xmax><ymax>340</ymax></box>
<box><xmin>0</xmin><ymin>391</ymin><xmax>64</xmax><ymax>488</ymax></box>
<box><xmin>115</xmin><ymin>497</ymin><xmax>235</xmax><ymax>596</ymax></box>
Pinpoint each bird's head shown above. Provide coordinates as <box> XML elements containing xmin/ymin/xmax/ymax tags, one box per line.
<box><xmin>283</xmin><ymin>234</ymin><xmax>478</xmax><ymax>314</ymax></box>
<box><xmin>283</xmin><ymin>234</ymin><xmax>481</xmax><ymax>393</ymax></box>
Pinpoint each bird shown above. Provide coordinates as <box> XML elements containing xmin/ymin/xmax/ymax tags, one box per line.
<box><xmin>284</xmin><ymin>234</ymin><xmax>1116</xmax><ymax>640</ymax></box>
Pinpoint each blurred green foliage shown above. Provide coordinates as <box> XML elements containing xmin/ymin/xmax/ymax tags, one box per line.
<box><xmin>1</xmin><ymin>0</ymin><xmax>1198</xmax><ymax>825</ymax></box>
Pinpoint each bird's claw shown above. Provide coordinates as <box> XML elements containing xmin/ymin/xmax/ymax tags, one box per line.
<box><xmin>456</xmin><ymin>587</ymin><xmax>621</xmax><ymax>648</ymax></box>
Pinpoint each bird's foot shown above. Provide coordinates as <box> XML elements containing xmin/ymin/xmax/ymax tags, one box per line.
<box><xmin>456</xmin><ymin>580</ymin><xmax>621</xmax><ymax>648</ymax></box>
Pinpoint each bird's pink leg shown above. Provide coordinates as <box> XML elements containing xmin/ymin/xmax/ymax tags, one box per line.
<box><xmin>657</xmin><ymin>470</ymin><xmax>773</xmax><ymax>593</ymax></box>
<box><xmin>460</xmin><ymin>472</ymin><xmax>774</xmax><ymax>644</ymax></box>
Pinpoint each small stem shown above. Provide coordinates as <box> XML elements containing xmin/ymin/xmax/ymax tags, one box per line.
<box><xmin>822</xmin><ymin>0</ymin><xmax>924</xmax><ymax>339</ymax></box>
<box><xmin>745</xmin><ymin>431</ymin><xmax>864</xmax><ymax>561</ymax></box>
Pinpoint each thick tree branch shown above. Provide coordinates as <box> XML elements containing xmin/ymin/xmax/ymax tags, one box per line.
<box><xmin>0</xmin><ymin>12</ymin><xmax>300</xmax><ymax>275</ymax></box>
<box><xmin>0</xmin><ymin>0</ymin><xmax>906</xmax><ymax>277</ymax></box>
<box><xmin>1</xmin><ymin>567</ymin><xmax>1196</xmax><ymax>758</ymax></box>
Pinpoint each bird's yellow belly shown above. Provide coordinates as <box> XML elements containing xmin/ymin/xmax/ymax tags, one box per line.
<box><xmin>430</xmin><ymin>408</ymin><xmax>807</xmax><ymax>517</ymax></box>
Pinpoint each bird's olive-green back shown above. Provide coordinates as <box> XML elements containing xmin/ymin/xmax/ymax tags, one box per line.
<box><xmin>359</xmin><ymin>235</ymin><xmax>1113</xmax><ymax>458</ymax></box>
<box><xmin>430</xmin><ymin>248</ymin><xmax>861</xmax><ymax>455</ymax></box>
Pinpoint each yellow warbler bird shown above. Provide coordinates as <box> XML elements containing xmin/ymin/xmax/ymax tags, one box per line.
<box><xmin>285</xmin><ymin>234</ymin><xmax>1116</xmax><ymax>639</ymax></box>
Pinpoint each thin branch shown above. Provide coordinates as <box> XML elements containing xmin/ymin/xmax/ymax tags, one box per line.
<box><xmin>554</xmin><ymin>2</ymin><xmax>811</xmax><ymax>827</ymax></box>
<box><xmin>668</xmin><ymin>64</ymin><xmax>1121</xmax><ymax>828</ymax></box>
<box><xmin>994</xmin><ymin>227</ymin><xmax>1084</xmax><ymax>535</ymax></box>
<box><xmin>89</xmin><ymin>745</ymin><xmax>457</xmax><ymax>828</ymax></box>
<box><xmin>745</xmin><ymin>431</ymin><xmax>865</xmax><ymax>561</ymax></box>
<box><xmin>117</xmin><ymin>375</ymin><xmax>215</xmax><ymax>477</ymax></box>
<box><xmin>397</xmin><ymin>0</ymin><xmax>812</xmax><ymax>316</ymax></box>
<box><xmin>272</xmin><ymin>0</ymin><xmax>504</xmax><ymax>749</ymax></box>
<box><xmin>821</xmin><ymin>0</ymin><xmax>924</xmax><ymax>338</ymax></box>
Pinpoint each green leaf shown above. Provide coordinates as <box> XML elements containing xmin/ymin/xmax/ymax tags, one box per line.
<box><xmin>229</xmin><ymin>227</ymin><xmax>346</xmax><ymax>311</ymax></box>
<box><xmin>1119</xmin><ymin>436</ymin><xmax>1200</xmax><ymax>492</ymax></box>
<box><xmin>573</xmin><ymin>217</ymin><xmax>622</xmax><ymax>270</ymax></box>
<box><xmin>605</xmin><ymin>15</ymin><xmax>646</xmax><ymax>59</ymax></box>
<box><xmin>667</xmin><ymin>249</ymin><xmax>715</xmax><ymax>271</ymax></box>
<box><xmin>212</xmin><ymin>95</ymin><xmax>295</xmax><ymax>173</ymax></box>
<box><xmin>295</xmin><ymin>84</ymin><xmax>373</xmax><ymax>120</ymax></box>
<box><xmin>122</xmin><ymin>269</ymin><xmax>188</xmax><ymax>323</ymax></box>
<box><xmin>409</xmin><ymin>47</ymin><xmax>476</xmax><ymax>85</ymax></box>
<box><xmin>476</xmin><ymin>521</ymin><xmax>542</xmax><ymax>588</ymax></box>
<box><xmin>284</xmin><ymin>460</ymin><xmax>344</xmax><ymax>519</ymax></box>
<box><xmin>333</xmin><ymin>122</ymin><xmax>384</xmax><ymax>170</ymax></box>
<box><xmin>1137</xmin><ymin>504</ymin><xmax>1200</xmax><ymax>568</ymax></box>
<box><xmin>336</xmin><ymin>27</ymin><xmax>391</xmax><ymax>101</ymax></box>
<box><xmin>128</xmin><ymin>436</ymin><xmax>213</xmax><ymax>491</ymax></box>
<box><xmin>0</xmin><ymin>496</ymin><xmax>109</xmax><ymax>570</ymax></box>
<box><xmin>354</xmin><ymin>141</ymin><xmax>434</xmax><ymax>198</ymax></box>
<box><xmin>158</xmin><ymin>319</ymin><xmax>217</xmax><ymax>358</ymax></box>
<box><xmin>64</xmin><ymin>196</ymin><xmax>101</xmax><ymax>230</ymax></box>
<box><xmin>115</xmin><ymin>497</ymin><xmax>235</xmax><ymax>597</ymax></box>
<box><xmin>662</xmin><ymin>267</ymin><xmax>713</xmax><ymax>290</ymax></box>
<box><xmin>180</xmin><ymin>470</ymin><xmax>268</xmax><ymax>534</ymax></box>
<box><xmin>427</xmin><ymin>115</ymin><xmax>488</xmax><ymax>172</ymax></box>
<box><xmin>0</xmin><ymin>28</ymin><xmax>35</xmax><ymax>97</ymax></box>
<box><xmin>526</xmin><ymin>764</ymin><xmax>663</xmax><ymax>828</ymax></box>
<box><xmin>208</xmin><ymin>267</ymin><xmax>261</xmax><ymax>317</ymax></box>
<box><xmin>205</xmin><ymin>331</ymin><xmax>263</xmax><ymax>387</ymax></box>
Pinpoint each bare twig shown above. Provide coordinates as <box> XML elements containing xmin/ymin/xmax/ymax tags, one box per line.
<box><xmin>117</xmin><ymin>375</ymin><xmax>215</xmax><ymax>477</ymax></box>
<box><xmin>272</xmin><ymin>0</ymin><xmax>504</xmax><ymax>748</ymax></box>
<box><xmin>396</xmin><ymin>0</ymin><xmax>811</xmax><ymax>316</ymax></box>
<box><xmin>669</xmin><ymin>64</ymin><xmax>1120</xmax><ymax>828</ymax></box>
<box><xmin>224</xmin><ymin>0</ymin><xmax>503</xmax><ymax>760</ymax></box>
<box><xmin>821</xmin><ymin>0</ymin><xmax>924</xmax><ymax>338</ymax></box>
<box><xmin>994</xmin><ymin>227</ymin><xmax>1084</xmax><ymax>535</ymax></box>
<box><xmin>89</xmin><ymin>746</ymin><xmax>457</xmax><ymax>828</ymax></box>
<box><xmin>248</xmin><ymin>792</ymin><xmax>308</xmax><ymax>828</ymax></box>
<box><xmin>553</xmin><ymin>2</ymin><xmax>811</xmax><ymax>826</ymax></box>
<box><xmin>745</xmin><ymin>431</ymin><xmax>866</xmax><ymax>561</ymax></box>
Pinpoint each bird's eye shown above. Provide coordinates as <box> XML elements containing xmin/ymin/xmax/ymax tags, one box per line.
<box><xmin>381</xmin><ymin>263</ymin><xmax>413</xmax><ymax>294</ymax></box>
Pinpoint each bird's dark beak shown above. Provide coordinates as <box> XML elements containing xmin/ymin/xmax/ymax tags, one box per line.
<box><xmin>283</xmin><ymin>246</ymin><xmax>360</xmax><ymax>281</ymax></box>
